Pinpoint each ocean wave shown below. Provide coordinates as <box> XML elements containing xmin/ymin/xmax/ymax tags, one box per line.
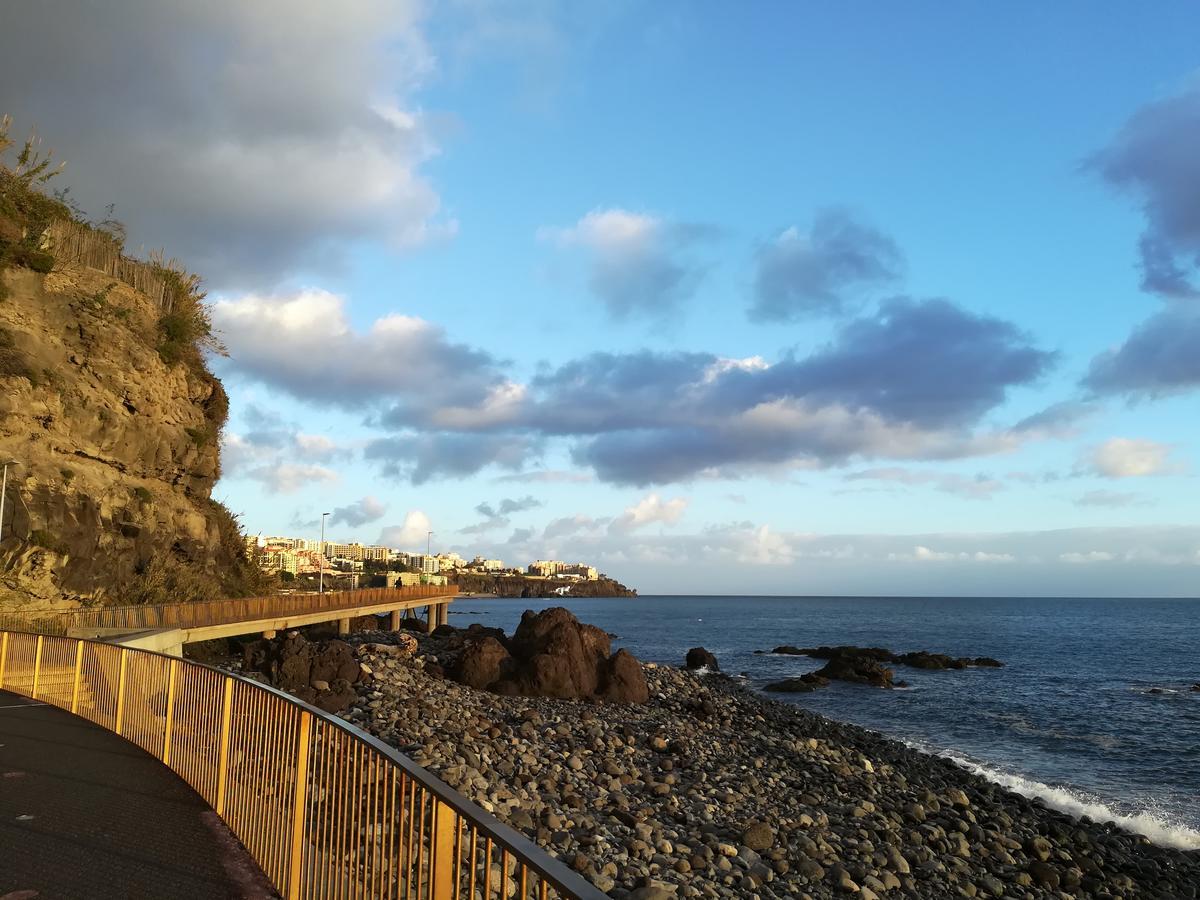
<box><xmin>939</xmin><ymin>751</ymin><xmax>1200</xmax><ymax>851</ymax></box>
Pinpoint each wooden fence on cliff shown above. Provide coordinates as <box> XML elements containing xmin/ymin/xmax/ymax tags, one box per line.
<box><xmin>45</xmin><ymin>219</ymin><xmax>189</xmax><ymax>313</ymax></box>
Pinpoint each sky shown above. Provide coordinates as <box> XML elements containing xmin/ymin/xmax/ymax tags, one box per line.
<box><xmin>2</xmin><ymin>2</ymin><xmax>1198</xmax><ymax>596</ymax></box>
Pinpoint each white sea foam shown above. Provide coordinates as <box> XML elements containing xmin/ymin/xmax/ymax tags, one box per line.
<box><xmin>939</xmin><ymin>752</ymin><xmax>1200</xmax><ymax>851</ymax></box>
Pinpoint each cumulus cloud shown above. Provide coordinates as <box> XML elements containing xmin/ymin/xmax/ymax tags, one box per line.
<box><xmin>217</xmin><ymin>289</ymin><xmax>1055</xmax><ymax>485</ymax></box>
<box><xmin>844</xmin><ymin>467</ymin><xmax>1004</xmax><ymax>500</ymax></box>
<box><xmin>541</xmin><ymin>208</ymin><xmax>713</xmax><ymax>316</ymax></box>
<box><xmin>0</xmin><ymin>1</ymin><xmax>449</xmax><ymax>287</ymax></box>
<box><xmin>377</xmin><ymin>510</ymin><xmax>433</xmax><ymax>550</ymax></box>
<box><xmin>751</xmin><ymin>210</ymin><xmax>903</xmax><ymax>320</ymax></box>
<box><xmin>1083</xmin><ymin>307</ymin><xmax>1200</xmax><ymax>397</ymax></box>
<box><xmin>364</xmin><ymin>433</ymin><xmax>536</xmax><ymax>484</ymax></box>
<box><xmin>245</xmin><ymin>463</ymin><xmax>339</xmax><ymax>494</ymax></box>
<box><xmin>1083</xmin><ymin>83</ymin><xmax>1200</xmax><ymax>400</ymax></box>
<box><xmin>214</xmin><ymin>290</ymin><xmax>509</xmax><ymax>417</ymax></box>
<box><xmin>1091</xmin><ymin>83</ymin><xmax>1200</xmax><ymax>298</ymax></box>
<box><xmin>459</xmin><ymin>495</ymin><xmax>544</xmax><ymax>534</ymax></box>
<box><xmin>562</xmin><ymin>298</ymin><xmax>1055</xmax><ymax>483</ymax></box>
<box><xmin>1087</xmin><ymin>438</ymin><xmax>1180</xmax><ymax>478</ymax></box>
<box><xmin>608</xmin><ymin>494</ymin><xmax>688</xmax><ymax>533</ymax></box>
<box><xmin>328</xmin><ymin>496</ymin><xmax>388</xmax><ymax>527</ymax></box>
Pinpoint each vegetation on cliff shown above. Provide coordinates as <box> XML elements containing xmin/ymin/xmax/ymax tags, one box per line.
<box><xmin>0</xmin><ymin>117</ymin><xmax>268</xmax><ymax>609</ymax></box>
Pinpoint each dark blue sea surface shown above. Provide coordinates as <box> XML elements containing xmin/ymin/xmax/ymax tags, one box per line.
<box><xmin>448</xmin><ymin>595</ymin><xmax>1200</xmax><ymax>848</ymax></box>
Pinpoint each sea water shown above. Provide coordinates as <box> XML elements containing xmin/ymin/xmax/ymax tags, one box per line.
<box><xmin>448</xmin><ymin>595</ymin><xmax>1200</xmax><ymax>849</ymax></box>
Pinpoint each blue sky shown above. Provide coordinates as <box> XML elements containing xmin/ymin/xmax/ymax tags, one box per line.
<box><xmin>4</xmin><ymin>2</ymin><xmax>1198</xmax><ymax>594</ymax></box>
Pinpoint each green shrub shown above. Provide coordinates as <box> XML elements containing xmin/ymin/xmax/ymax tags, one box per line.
<box><xmin>185</xmin><ymin>425</ymin><xmax>213</xmax><ymax>448</ymax></box>
<box><xmin>132</xmin><ymin>486</ymin><xmax>152</xmax><ymax>503</ymax></box>
<box><xmin>29</xmin><ymin>530</ymin><xmax>68</xmax><ymax>554</ymax></box>
<box><xmin>60</xmin><ymin>467</ymin><xmax>74</xmax><ymax>482</ymax></box>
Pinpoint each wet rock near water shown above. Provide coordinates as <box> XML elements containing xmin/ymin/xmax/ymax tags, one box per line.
<box><xmin>764</xmin><ymin>645</ymin><xmax>1004</xmax><ymax>692</ymax></box>
<box><xmin>684</xmin><ymin>647</ymin><xmax>719</xmax><ymax>672</ymax></box>
<box><xmin>340</xmin><ymin>625</ymin><xmax>1200</xmax><ymax>900</ymax></box>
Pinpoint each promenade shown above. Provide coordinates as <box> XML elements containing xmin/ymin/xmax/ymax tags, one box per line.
<box><xmin>0</xmin><ymin>689</ymin><xmax>274</xmax><ymax>899</ymax></box>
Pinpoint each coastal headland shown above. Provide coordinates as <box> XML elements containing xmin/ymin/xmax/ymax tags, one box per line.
<box><xmin>234</xmin><ymin>609</ymin><xmax>1200</xmax><ymax>900</ymax></box>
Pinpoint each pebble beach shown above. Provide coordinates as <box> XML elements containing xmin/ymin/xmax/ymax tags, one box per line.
<box><xmin>341</xmin><ymin>627</ymin><xmax>1200</xmax><ymax>900</ymax></box>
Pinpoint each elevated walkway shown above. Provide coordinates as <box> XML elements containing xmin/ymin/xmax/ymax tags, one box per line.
<box><xmin>2</xmin><ymin>586</ymin><xmax>457</xmax><ymax>656</ymax></box>
<box><xmin>0</xmin><ymin>689</ymin><xmax>275</xmax><ymax>898</ymax></box>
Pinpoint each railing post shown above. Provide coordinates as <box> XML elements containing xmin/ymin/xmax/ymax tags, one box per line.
<box><xmin>162</xmin><ymin>658</ymin><xmax>178</xmax><ymax>765</ymax></box>
<box><xmin>0</xmin><ymin>631</ymin><xmax>7</xmax><ymax>689</ymax></box>
<box><xmin>31</xmin><ymin>634</ymin><xmax>44</xmax><ymax>699</ymax></box>
<box><xmin>114</xmin><ymin>648</ymin><xmax>128</xmax><ymax>734</ymax></box>
<box><xmin>70</xmin><ymin>640</ymin><xmax>84</xmax><ymax>713</ymax></box>
<box><xmin>431</xmin><ymin>800</ymin><xmax>456</xmax><ymax>900</ymax></box>
<box><xmin>215</xmin><ymin>677</ymin><xmax>234</xmax><ymax>815</ymax></box>
<box><xmin>287</xmin><ymin>711</ymin><xmax>313</xmax><ymax>900</ymax></box>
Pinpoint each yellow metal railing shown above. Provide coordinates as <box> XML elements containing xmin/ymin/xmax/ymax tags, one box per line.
<box><xmin>0</xmin><ymin>586</ymin><xmax>453</xmax><ymax>636</ymax></box>
<box><xmin>0</xmin><ymin>630</ymin><xmax>605</xmax><ymax>900</ymax></box>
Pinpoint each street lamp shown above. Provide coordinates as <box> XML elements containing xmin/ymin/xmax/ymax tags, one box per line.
<box><xmin>426</xmin><ymin>530</ymin><xmax>433</xmax><ymax>556</ymax></box>
<box><xmin>319</xmin><ymin>511</ymin><xmax>331</xmax><ymax>595</ymax></box>
<box><xmin>0</xmin><ymin>459</ymin><xmax>19</xmax><ymax>544</ymax></box>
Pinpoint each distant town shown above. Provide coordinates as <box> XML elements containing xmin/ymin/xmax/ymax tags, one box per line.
<box><xmin>246</xmin><ymin>534</ymin><xmax>599</xmax><ymax>592</ymax></box>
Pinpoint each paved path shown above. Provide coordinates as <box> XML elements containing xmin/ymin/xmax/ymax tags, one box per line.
<box><xmin>0</xmin><ymin>690</ymin><xmax>275</xmax><ymax>899</ymax></box>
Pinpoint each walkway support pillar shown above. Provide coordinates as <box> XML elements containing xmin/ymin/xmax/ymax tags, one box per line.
<box><xmin>337</xmin><ymin>618</ymin><xmax>351</xmax><ymax>636</ymax></box>
<box><xmin>425</xmin><ymin>606</ymin><xmax>436</xmax><ymax>634</ymax></box>
<box><xmin>389</xmin><ymin>609</ymin><xmax>401</xmax><ymax>631</ymax></box>
<box><xmin>262</xmin><ymin>629</ymin><xmax>277</xmax><ymax>640</ymax></box>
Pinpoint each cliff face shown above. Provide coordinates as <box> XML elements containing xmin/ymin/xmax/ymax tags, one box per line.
<box><xmin>0</xmin><ymin>262</ymin><xmax>254</xmax><ymax>611</ymax></box>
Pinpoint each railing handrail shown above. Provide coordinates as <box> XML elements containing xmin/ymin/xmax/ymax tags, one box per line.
<box><xmin>0</xmin><ymin>627</ymin><xmax>606</xmax><ymax>899</ymax></box>
<box><xmin>0</xmin><ymin>585</ymin><xmax>457</xmax><ymax>635</ymax></box>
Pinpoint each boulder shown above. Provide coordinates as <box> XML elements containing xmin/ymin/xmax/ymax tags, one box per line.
<box><xmin>604</xmin><ymin>649</ymin><xmax>650</xmax><ymax>703</ymax></box>
<box><xmin>1192</xmin><ymin>683</ymin><xmax>1200</xmax><ymax>692</ymax></box>
<box><xmin>242</xmin><ymin>633</ymin><xmax>363</xmax><ymax>714</ymax></box>
<box><xmin>455</xmin><ymin>607</ymin><xmax>649</xmax><ymax>704</ymax></box>
<box><xmin>456</xmin><ymin>636</ymin><xmax>513</xmax><ymax>690</ymax></box>
<box><xmin>771</xmin><ymin>645</ymin><xmax>805</xmax><ymax>655</ymax></box>
<box><xmin>684</xmin><ymin>647</ymin><xmax>719</xmax><ymax>671</ymax></box>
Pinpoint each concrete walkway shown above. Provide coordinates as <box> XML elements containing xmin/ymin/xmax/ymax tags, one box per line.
<box><xmin>0</xmin><ymin>690</ymin><xmax>275</xmax><ymax>899</ymax></box>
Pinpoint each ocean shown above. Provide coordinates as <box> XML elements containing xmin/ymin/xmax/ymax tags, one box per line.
<box><xmin>447</xmin><ymin>594</ymin><xmax>1200</xmax><ymax>850</ymax></box>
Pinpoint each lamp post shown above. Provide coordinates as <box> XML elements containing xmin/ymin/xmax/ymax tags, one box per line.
<box><xmin>426</xmin><ymin>530</ymin><xmax>433</xmax><ymax>556</ymax></box>
<box><xmin>319</xmin><ymin>511</ymin><xmax>331</xmax><ymax>595</ymax></box>
<box><xmin>0</xmin><ymin>459</ymin><xmax>18</xmax><ymax>544</ymax></box>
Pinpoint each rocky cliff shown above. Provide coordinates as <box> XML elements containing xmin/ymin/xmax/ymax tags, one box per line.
<box><xmin>0</xmin><ymin>146</ymin><xmax>262</xmax><ymax>612</ymax></box>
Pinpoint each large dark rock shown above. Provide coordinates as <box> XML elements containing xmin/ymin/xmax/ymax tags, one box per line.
<box><xmin>242</xmin><ymin>634</ymin><xmax>364</xmax><ymax>714</ymax></box>
<box><xmin>453</xmin><ymin>607</ymin><xmax>649</xmax><ymax>704</ymax></box>
<box><xmin>604</xmin><ymin>649</ymin><xmax>650</xmax><ymax>703</ymax></box>
<box><xmin>455</xmin><ymin>636</ymin><xmax>513</xmax><ymax>689</ymax></box>
<box><xmin>771</xmin><ymin>646</ymin><xmax>805</xmax><ymax>655</ymax></box>
<box><xmin>685</xmin><ymin>647</ymin><xmax>719</xmax><ymax>671</ymax></box>
<box><xmin>814</xmin><ymin>654</ymin><xmax>894</xmax><ymax>688</ymax></box>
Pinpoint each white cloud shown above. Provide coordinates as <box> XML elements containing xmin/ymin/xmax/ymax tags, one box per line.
<box><xmin>541</xmin><ymin>208</ymin><xmax>712</xmax><ymax>316</ymax></box>
<box><xmin>608</xmin><ymin>493</ymin><xmax>689</xmax><ymax>533</ymax></box>
<box><xmin>329</xmin><ymin>496</ymin><xmax>387</xmax><ymax>528</ymax></box>
<box><xmin>377</xmin><ymin>510</ymin><xmax>433</xmax><ymax>551</ymax></box>
<box><xmin>890</xmin><ymin>545</ymin><xmax>1016</xmax><ymax>563</ymax></box>
<box><xmin>213</xmin><ymin>289</ymin><xmax>513</xmax><ymax>420</ymax></box>
<box><xmin>1088</xmin><ymin>438</ymin><xmax>1181</xmax><ymax>478</ymax></box>
<box><xmin>245</xmin><ymin>463</ymin><xmax>339</xmax><ymax>494</ymax></box>
<box><xmin>845</xmin><ymin>466</ymin><xmax>1004</xmax><ymax>499</ymax></box>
